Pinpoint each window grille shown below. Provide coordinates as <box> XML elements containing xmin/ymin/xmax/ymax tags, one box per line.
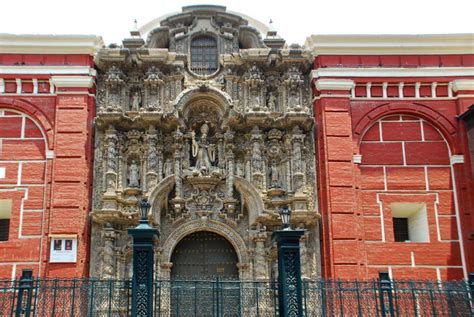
<box><xmin>190</xmin><ymin>36</ymin><xmax>218</xmax><ymax>75</ymax></box>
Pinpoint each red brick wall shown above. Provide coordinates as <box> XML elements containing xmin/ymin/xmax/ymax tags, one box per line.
<box><xmin>0</xmin><ymin>56</ymin><xmax>95</xmax><ymax>278</ymax></box>
<box><xmin>315</xmin><ymin>78</ymin><xmax>474</xmax><ymax>281</ymax></box>
<box><xmin>359</xmin><ymin>115</ymin><xmax>463</xmax><ymax>280</ymax></box>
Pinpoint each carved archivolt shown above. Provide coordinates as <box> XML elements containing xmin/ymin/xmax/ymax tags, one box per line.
<box><xmin>160</xmin><ymin>219</ymin><xmax>249</xmax><ymax>264</ymax></box>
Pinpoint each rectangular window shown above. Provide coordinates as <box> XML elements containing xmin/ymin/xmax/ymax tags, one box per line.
<box><xmin>0</xmin><ymin>199</ymin><xmax>12</xmax><ymax>241</ymax></box>
<box><xmin>393</xmin><ymin>217</ymin><xmax>409</xmax><ymax>242</ymax></box>
<box><xmin>391</xmin><ymin>202</ymin><xmax>430</xmax><ymax>243</ymax></box>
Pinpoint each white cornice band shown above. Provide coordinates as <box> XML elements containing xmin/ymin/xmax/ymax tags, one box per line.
<box><xmin>305</xmin><ymin>34</ymin><xmax>474</xmax><ymax>55</ymax></box>
<box><xmin>0</xmin><ymin>66</ymin><xmax>96</xmax><ymax>76</ymax></box>
<box><xmin>51</xmin><ymin>76</ymin><xmax>94</xmax><ymax>88</ymax></box>
<box><xmin>0</xmin><ymin>34</ymin><xmax>104</xmax><ymax>55</ymax></box>
<box><xmin>315</xmin><ymin>79</ymin><xmax>355</xmax><ymax>91</ymax></box>
<box><xmin>452</xmin><ymin>79</ymin><xmax>474</xmax><ymax>92</ymax></box>
<box><xmin>311</xmin><ymin>67</ymin><xmax>474</xmax><ymax>79</ymax></box>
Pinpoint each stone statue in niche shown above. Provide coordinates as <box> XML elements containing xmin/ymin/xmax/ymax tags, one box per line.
<box><xmin>267</xmin><ymin>92</ymin><xmax>277</xmax><ymax>112</ymax></box>
<box><xmin>191</xmin><ymin>123</ymin><xmax>216</xmax><ymax>172</ymax></box>
<box><xmin>131</xmin><ymin>91</ymin><xmax>141</xmax><ymax>111</ymax></box>
<box><xmin>164</xmin><ymin>159</ymin><xmax>173</xmax><ymax>177</ymax></box>
<box><xmin>128</xmin><ymin>160</ymin><xmax>140</xmax><ymax>187</ymax></box>
<box><xmin>269</xmin><ymin>160</ymin><xmax>280</xmax><ymax>188</ymax></box>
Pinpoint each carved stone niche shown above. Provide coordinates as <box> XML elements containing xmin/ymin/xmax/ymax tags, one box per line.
<box><xmin>144</xmin><ymin>66</ymin><xmax>164</xmax><ymax>112</ymax></box>
<box><xmin>104</xmin><ymin>66</ymin><xmax>125</xmax><ymax>112</ymax></box>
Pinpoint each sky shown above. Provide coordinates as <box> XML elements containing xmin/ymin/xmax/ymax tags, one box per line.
<box><xmin>2</xmin><ymin>0</ymin><xmax>473</xmax><ymax>46</ymax></box>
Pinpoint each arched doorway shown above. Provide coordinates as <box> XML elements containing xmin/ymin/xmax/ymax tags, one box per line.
<box><xmin>170</xmin><ymin>231</ymin><xmax>239</xmax><ymax>280</ymax></box>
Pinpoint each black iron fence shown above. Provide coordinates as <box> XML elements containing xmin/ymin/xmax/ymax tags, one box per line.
<box><xmin>1</xmin><ymin>273</ymin><xmax>473</xmax><ymax>316</ymax></box>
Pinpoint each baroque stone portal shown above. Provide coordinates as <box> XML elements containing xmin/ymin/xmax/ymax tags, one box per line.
<box><xmin>90</xmin><ymin>5</ymin><xmax>320</xmax><ymax>281</ymax></box>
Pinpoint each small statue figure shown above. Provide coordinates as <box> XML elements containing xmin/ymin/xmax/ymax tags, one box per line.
<box><xmin>267</xmin><ymin>92</ymin><xmax>277</xmax><ymax>112</ymax></box>
<box><xmin>191</xmin><ymin>123</ymin><xmax>216</xmax><ymax>172</ymax></box>
<box><xmin>128</xmin><ymin>160</ymin><xmax>140</xmax><ymax>187</ymax></box>
<box><xmin>269</xmin><ymin>160</ymin><xmax>280</xmax><ymax>188</ymax></box>
<box><xmin>164</xmin><ymin>159</ymin><xmax>173</xmax><ymax>177</ymax></box>
<box><xmin>131</xmin><ymin>91</ymin><xmax>141</xmax><ymax>111</ymax></box>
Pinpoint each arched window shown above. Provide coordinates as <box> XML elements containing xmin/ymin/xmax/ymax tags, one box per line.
<box><xmin>190</xmin><ymin>36</ymin><xmax>218</xmax><ymax>75</ymax></box>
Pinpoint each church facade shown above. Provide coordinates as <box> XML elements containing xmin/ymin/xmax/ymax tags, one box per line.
<box><xmin>0</xmin><ymin>5</ymin><xmax>473</xmax><ymax>281</ymax></box>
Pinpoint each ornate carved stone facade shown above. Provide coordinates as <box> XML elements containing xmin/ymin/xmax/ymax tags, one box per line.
<box><xmin>90</xmin><ymin>6</ymin><xmax>320</xmax><ymax>280</ymax></box>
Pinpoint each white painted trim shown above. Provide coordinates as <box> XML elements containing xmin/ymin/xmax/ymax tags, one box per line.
<box><xmin>51</xmin><ymin>76</ymin><xmax>94</xmax><ymax>88</ymax></box>
<box><xmin>49</xmin><ymin>79</ymin><xmax>55</xmax><ymax>94</ymax></box>
<box><xmin>0</xmin><ymin>167</ymin><xmax>5</xmax><ymax>179</ymax></box>
<box><xmin>314</xmin><ymin>78</ymin><xmax>354</xmax><ymax>91</ymax></box>
<box><xmin>311</xmin><ymin>67</ymin><xmax>474</xmax><ymax>79</ymax></box>
<box><xmin>46</xmin><ymin>150</ymin><xmax>54</xmax><ymax>160</ymax></box>
<box><xmin>450</xmin><ymin>157</ymin><xmax>468</xmax><ymax>279</ymax></box>
<box><xmin>353</xmin><ymin>154</ymin><xmax>362</xmax><ymax>164</ymax></box>
<box><xmin>450</xmin><ymin>155</ymin><xmax>464</xmax><ymax>165</ymax></box>
<box><xmin>431</xmin><ymin>82</ymin><xmax>437</xmax><ymax>98</ymax></box>
<box><xmin>15</xmin><ymin>79</ymin><xmax>21</xmax><ymax>94</ymax></box>
<box><xmin>0</xmin><ymin>66</ymin><xmax>96</xmax><ymax>76</ymax></box>
<box><xmin>32</xmin><ymin>79</ymin><xmax>38</xmax><ymax>94</ymax></box>
<box><xmin>0</xmin><ymin>79</ymin><xmax>4</xmax><ymax>94</ymax></box>
<box><xmin>451</xmin><ymin>79</ymin><xmax>474</xmax><ymax>92</ymax></box>
<box><xmin>305</xmin><ymin>34</ymin><xmax>474</xmax><ymax>55</ymax></box>
<box><xmin>0</xmin><ymin>34</ymin><xmax>104</xmax><ymax>55</ymax></box>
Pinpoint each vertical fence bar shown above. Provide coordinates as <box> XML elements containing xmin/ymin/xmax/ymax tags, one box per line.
<box><xmin>88</xmin><ymin>279</ymin><xmax>95</xmax><ymax>317</ymax></box>
<box><xmin>428</xmin><ymin>281</ymin><xmax>437</xmax><ymax>317</ymax></box>
<box><xmin>70</xmin><ymin>279</ymin><xmax>76</xmax><ymax>316</ymax></box>
<box><xmin>255</xmin><ymin>280</ymin><xmax>260</xmax><ymax>317</ymax></box>
<box><xmin>31</xmin><ymin>278</ymin><xmax>39</xmax><ymax>317</ymax></box>
<box><xmin>51</xmin><ymin>279</ymin><xmax>58</xmax><ymax>316</ymax></box>
<box><xmin>107</xmin><ymin>279</ymin><xmax>113</xmax><ymax>316</ymax></box>
<box><xmin>320</xmin><ymin>279</ymin><xmax>327</xmax><ymax>317</ymax></box>
<box><xmin>337</xmin><ymin>280</ymin><xmax>344</xmax><ymax>316</ymax></box>
<box><xmin>469</xmin><ymin>273</ymin><xmax>474</xmax><ymax>312</ymax></box>
<box><xmin>355</xmin><ymin>280</ymin><xmax>362</xmax><ymax>317</ymax></box>
<box><xmin>193</xmin><ymin>280</ymin><xmax>197</xmax><ymax>317</ymax></box>
<box><xmin>409</xmin><ymin>280</ymin><xmax>418</xmax><ymax>316</ymax></box>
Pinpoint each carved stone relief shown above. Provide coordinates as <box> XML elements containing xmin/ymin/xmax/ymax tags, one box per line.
<box><xmin>91</xmin><ymin>6</ymin><xmax>319</xmax><ymax>281</ymax></box>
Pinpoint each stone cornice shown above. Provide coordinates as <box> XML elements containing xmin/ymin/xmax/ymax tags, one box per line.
<box><xmin>0</xmin><ymin>34</ymin><xmax>104</xmax><ymax>55</ymax></box>
<box><xmin>0</xmin><ymin>66</ymin><xmax>96</xmax><ymax>76</ymax></box>
<box><xmin>311</xmin><ymin>67</ymin><xmax>474</xmax><ymax>79</ymax></box>
<box><xmin>305</xmin><ymin>34</ymin><xmax>474</xmax><ymax>55</ymax></box>
<box><xmin>452</xmin><ymin>79</ymin><xmax>474</xmax><ymax>92</ymax></box>
<box><xmin>51</xmin><ymin>76</ymin><xmax>94</xmax><ymax>88</ymax></box>
<box><xmin>315</xmin><ymin>79</ymin><xmax>355</xmax><ymax>91</ymax></box>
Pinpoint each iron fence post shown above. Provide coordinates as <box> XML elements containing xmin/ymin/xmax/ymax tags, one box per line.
<box><xmin>128</xmin><ymin>199</ymin><xmax>160</xmax><ymax>317</ymax></box>
<box><xmin>15</xmin><ymin>269</ymin><xmax>33</xmax><ymax>317</ymax></box>
<box><xmin>379</xmin><ymin>272</ymin><xmax>394</xmax><ymax>317</ymax></box>
<box><xmin>272</xmin><ymin>228</ymin><xmax>305</xmax><ymax>317</ymax></box>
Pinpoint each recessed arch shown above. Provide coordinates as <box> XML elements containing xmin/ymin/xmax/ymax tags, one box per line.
<box><xmin>354</xmin><ymin>102</ymin><xmax>457</xmax><ymax>153</ymax></box>
<box><xmin>0</xmin><ymin>98</ymin><xmax>54</xmax><ymax>149</ymax></box>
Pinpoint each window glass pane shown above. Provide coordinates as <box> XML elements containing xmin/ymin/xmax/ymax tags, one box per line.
<box><xmin>0</xmin><ymin>219</ymin><xmax>9</xmax><ymax>241</ymax></box>
<box><xmin>393</xmin><ymin>218</ymin><xmax>409</xmax><ymax>242</ymax></box>
<box><xmin>191</xmin><ymin>36</ymin><xmax>218</xmax><ymax>75</ymax></box>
